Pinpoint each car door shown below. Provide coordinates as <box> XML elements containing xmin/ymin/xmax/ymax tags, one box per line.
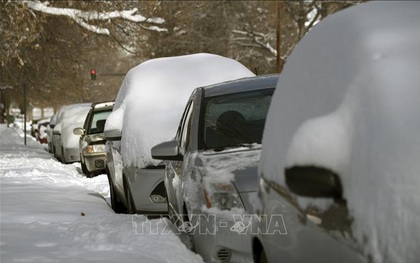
<box><xmin>79</xmin><ymin>108</ymin><xmax>93</xmax><ymax>164</ymax></box>
<box><xmin>166</xmin><ymin>99</ymin><xmax>195</xmax><ymax>221</ymax></box>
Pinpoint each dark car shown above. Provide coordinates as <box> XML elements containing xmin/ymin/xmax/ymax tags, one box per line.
<box><xmin>152</xmin><ymin>75</ymin><xmax>278</xmax><ymax>262</ymax></box>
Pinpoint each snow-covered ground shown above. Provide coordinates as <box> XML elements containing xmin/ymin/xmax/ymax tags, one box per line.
<box><xmin>0</xmin><ymin>125</ymin><xmax>202</xmax><ymax>263</ymax></box>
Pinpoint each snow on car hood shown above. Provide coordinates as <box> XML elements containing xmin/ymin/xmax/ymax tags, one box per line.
<box><xmin>260</xmin><ymin>2</ymin><xmax>420</xmax><ymax>263</ymax></box>
<box><xmin>198</xmin><ymin>146</ymin><xmax>261</xmax><ymax>193</ymax></box>
<box><xmin>105</xmin><ymin>53</ymin><xmax>255</xmax><ymax>168</ymax></box>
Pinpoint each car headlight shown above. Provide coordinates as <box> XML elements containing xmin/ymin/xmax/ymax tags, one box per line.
<box><xmin>86</xmin><ymin>144</ymin><xmax>105</xmax><ymax>154</ymax></box>
<box><xmin>204</xmin><ymin>182</ymin><xmax>244</xmax><ymax>210</ymax></box>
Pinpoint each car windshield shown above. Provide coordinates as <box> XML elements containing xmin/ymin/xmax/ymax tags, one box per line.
<box><xmin>201</xmin><ymin>88</ymin><xmax>274</xmax><ymax>150</ymax></box>
<box><xmin>88</xmin><ymin>110</ymin><xmax>112</xmax><ymax>134</ymax></box>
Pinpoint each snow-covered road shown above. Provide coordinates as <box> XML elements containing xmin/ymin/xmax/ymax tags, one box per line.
<box><xmin>0</xmin><ymin>125</ymin><xmax>202</xmax><ymax>263</ymax></box>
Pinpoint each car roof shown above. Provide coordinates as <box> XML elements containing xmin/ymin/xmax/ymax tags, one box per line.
<box><xmin>201</xmin><ymin>74</ymin><xmax>279</xmax><ymax>98</ymax></box>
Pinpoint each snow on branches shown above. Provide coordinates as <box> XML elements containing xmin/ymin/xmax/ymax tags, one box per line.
<box><xmin>23</xmin><ymin>0</ymin><xmax>167</xmax><ymax>35</ymax></box>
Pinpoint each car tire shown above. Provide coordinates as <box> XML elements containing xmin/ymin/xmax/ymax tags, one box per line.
<box><xmin>61</xmin><ymin>146</ymin><xmax>66</xmax><ymax>164</ymax></box>
<box><xmin>181</xmin><ymin>204</ymin><xmax>195</xmax><ymax>252</ymax></box>
<box><xmin>258</xmin><ymin>249</ymin><xmax>268</xmax><ymax>263</ymax></box>
<box><xmin>166</xmin><ymin>190</ymin><xmax>174</xmax><ymax>219</ymax></box>
<box><xmin>124</xmin><ymin>176</ymin><xmax>137</xmax><ymax>214</ymax></box>
<box><xmin>107</xmin><ymin>169</ymin><xmax>127</xmax><ymax>214</ymax></box>
<box><xmin>81</xmin><ymin>161</ymin><xmax>93</xmax><ymax>178</ymax></box>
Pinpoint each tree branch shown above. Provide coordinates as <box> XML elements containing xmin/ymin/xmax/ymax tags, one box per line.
<box><xmin>23</xmin><ymin>0</ymin><xmax>166</xmax><ymax>35</ymax></box>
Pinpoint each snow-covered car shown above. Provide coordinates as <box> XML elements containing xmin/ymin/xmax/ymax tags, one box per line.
<box><xmin>47</xmin><ymin>110</ymin><xmax>61</xmax><ymax>153</ymax></box>
<box><xmin>35</xmin><ymin>118</ymin><xmax>50</xmax><ymax>144</ymax></box>
<box><xmin>104</xmin><ymin>53</ymin><xmax>255</xmax><ymax>214</ymax></box>
<box><xmin>254</xmin><ymin>2</ymin><xmax>420</xmax><ymax>263</ymax></box>
<box><xmin>52</xmin><ymin>103</ymin><xmax>91</xmax><ymax>163</ymax></box>
<box><xmin>151</xmin><ymin>75</ymin><xmax>277</xmax><ymax>262</ymax></box>
<box><xmin>73</xmin><ymin>101</ymin><xmax>114</xmax><ymax>177</ymax></box>
<box><xmin>30</xmin><ymin>119</ymin><xmax>40</xmax><ymax>137</ymax></box>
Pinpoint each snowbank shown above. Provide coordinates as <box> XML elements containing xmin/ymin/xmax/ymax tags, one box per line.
<box><xmin>105</xmin><ymin>53</ymin><xmax>254</xmax><ymax>168</ymax></box>
<box><xmin>0</xmin><ymin>125</ymin><xmax>203</xmax><ymax>263</ymax></box>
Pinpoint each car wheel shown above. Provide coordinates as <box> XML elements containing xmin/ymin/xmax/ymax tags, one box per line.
<box><xmin>81</xmin><ymin>161</ymin><xmax>93</xmax><ymax>178</ymax></box>
<box><xmin>180</xmin><ymin>204</ymin><xmax>195</xmax><ymax>252</ymax></box>
<box><xmin>258</xmin><ymin>249</ymin><xmax>268</xmax><ymax>263</ymax></box>
<box><xmin>124</xmin><ymin>176</ymin><xmax>137</xmax><ymax>214</ymax></box>
<box><xmin>166</xmin><ymin>190</ymin><xmax>174</xmax><ymax>219</ymax></box>
<box><xmin>107</xmin><ymin>170</ymin><xmax>127</xmax><ymax>214</ymax></box>
<box><xmin>61</xmin><ymin>146</ymin><xmax>66</xmax><ymax>164</ymax></box>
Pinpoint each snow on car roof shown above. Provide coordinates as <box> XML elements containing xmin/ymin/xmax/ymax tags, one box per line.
<box><xmin>93</xmin><ymin>101</ymin><xmax>115</xmax><ymax>109</ymax></box>
<box><xmin>202</xmin><ymin>74</ymin><xmax>278</xmax><ymax>98</ymax></box>
<box><xmin>105</xmin><ymin>53</ymin><xmax>255</xmax><ymax>168</ymax></box>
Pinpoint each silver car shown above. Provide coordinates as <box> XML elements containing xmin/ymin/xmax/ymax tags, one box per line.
<box><xmin>52</xmin><ymin>103</ymin><xmax>91</xmax><ymax>163</ymax></box>
<box><xmin>254</xmin><ymin>2</ymin><xmax>420</xmax><ymax>263</ymax></box>
<box><xmin>104</xmin><ymin>53</ymin><xmax>255</xmax><ymax>215</ymax></box>
<box><xmin>73</xmin><ymin>101</ymin><xmax>114</xmax><ymax>177</ymax></box>
<box><xmin>152</xmin><ymin>75</ymin><xmax>277</xmax><ymax>262</ymax></box>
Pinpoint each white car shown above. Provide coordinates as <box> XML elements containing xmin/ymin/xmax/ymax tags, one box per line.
<box><xmin>104</xmin><ymin>53</ymin><xmax>255</xmax><ymax>214</ymax></box>
<box><xmin>254</xmin><ymin>2</ymin><xmax>420</xmax><ymax>263</ymax></box>
<box><xmin>47</xmin><ymin>110</ymin><xmax>62</xmax><ymax>153</ymax></box>
<box><xmin>52</xmin><ymin>103</ymin><xmax>91</xmax><ymax>163</ymax></box>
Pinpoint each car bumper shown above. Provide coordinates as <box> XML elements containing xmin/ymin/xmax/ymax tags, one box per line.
<box><xmin>192</xmin><ymin>213</ymin><xmax>253</xmax><ymax>263</ymax></box>
<box><xmin>125</xmin><ymin>166</ymin><xmax>168</xmax><ymax>214</ymax></box>
<box><xmin>84</xmin><ymin>153</ymin><xmax>107</xmax><ymax>174</ymax></box>
<box><xmin>63</xmin><ymin>147</ymin><xmax>80</xmax><ymax>163</ymax></box>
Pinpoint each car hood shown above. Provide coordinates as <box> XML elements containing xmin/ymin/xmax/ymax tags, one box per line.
<box><xmin>195</xmin><ymin>146</ymin><xmax>261</xmax><ymax>193</ymax></box>
<box><xmin>85</xmin><ymin>133</ymin><xmax>106</xmax><ymax>144</ymax></box>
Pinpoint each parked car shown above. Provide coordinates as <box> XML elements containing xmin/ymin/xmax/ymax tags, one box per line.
<box><xmin>253</xmin><ymin>2</ymin><xmax>420</xmax><ymax>263</ymax></box>
<box><xmin>47</xmin><ymin>110</ymin><xmax>61</xmax><ymax>153</ymax></box>
<box><xmin>152</xmin><ymin>75</ymin><xmax>277</xmax><ymax>262</ymax></box>
<box><xmin>52</xmin><ymin>103</ymin><xmax>91</xmax><ymax>163</ymax></box>
<box><xmin>73</xmin><ymin>101</ymin><xmax>114</xmax><ymax>177</ymax></box>
<box><xmin>104</xmin><ymin>53</ymin><xmax>255</xmax><ymax>214</ymax></box>
<box><xmin>30</xmin><ymin>119</ymin><xmax>40</xmax><ymax>137</ymax></box>
<box><xmin>35</xmin><ymin>118</ymin><xmax>50</xmax><ymax>144</ymax></box>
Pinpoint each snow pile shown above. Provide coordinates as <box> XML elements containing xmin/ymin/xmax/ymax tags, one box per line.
<box><xmin>0</xmin><ymin>125</ymin><xmax>203</xmax><ymax>263</ymax></box>
<box><xmin>105</xmin><ymin>53</ymin><xmax>254</xmax><ymax>168</ymax></box>
<box><xmin>260</xmin><ymin>2</ymin><xmax>420</xmax><ymax>262</ymax></box>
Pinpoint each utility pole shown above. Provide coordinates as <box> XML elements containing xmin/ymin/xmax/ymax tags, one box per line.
<box><xmin>23</xmin><ymin>82</ymin><xmax>27</xmax><ymax>145</ymax></box>
<box><xmin>276</xmin><ymin>0</ymin><xmax>283</xmax><ymax>73</ymax></box>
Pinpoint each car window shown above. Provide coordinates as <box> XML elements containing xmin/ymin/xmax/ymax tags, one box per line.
<box><xmin>202</xmin><ymin>88</ymin><xmax>274</xmax><ymax>150</ymax></box>
<box><xmin>180</xmin><ymin>100</ymin><xmax>194</xmax><ymax>153</ymax></box>
<box><xmin>176</xmin><ymin>100</ymin><xmax>193</xmax><ymax>153</ymax></box>
<box><xmin>88</xmin><ymin>110</ymin><xmax>112</xmax><ymax>134</ymax></box>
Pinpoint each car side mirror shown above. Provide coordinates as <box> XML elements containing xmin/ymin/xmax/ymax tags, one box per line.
<box><xmin>151</xmin><ymin>140</ymin><xmax>183</xmax><ymax>161</ymax></box>
<box><xmin>285</xmin><ymin>166</ymin><xmax>342</xmax><ymax>199</ymax></box>
<box><xmin>73</xmin><ymin>127</ymin><xmax>85</xmax><ymax>136</ymax></box>
<box><xmin>104</xmin><ymin>129</ymin><xmax>122</xmax><ymax>141</ymax></box>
